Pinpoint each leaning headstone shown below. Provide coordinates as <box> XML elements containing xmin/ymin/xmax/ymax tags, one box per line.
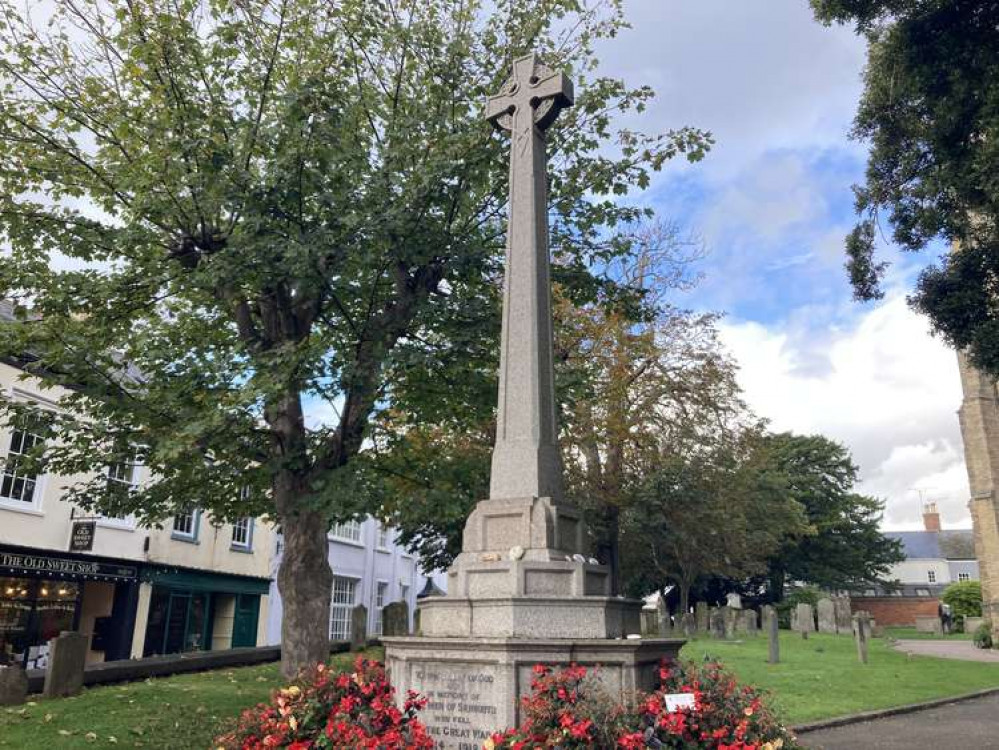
<box><xmin>817</xmin><ymin>598</ymin><xmax>837</xmax><ymax>634</ymax></box>
<box><xmin>350</xmin><ymin>604</ymin><xmax>368</xmax><ymax>650</ymax></box>
<box><xmin>762</xmin><ymin>605</ymin><xmax>779</xmax><ymax>664</ymax></box>
<box><xmin>709</xmin><ymin>607</ymin><xmax>726</xmax><ymax>639</ymax></box>
<box><xmin>833</xmin><ymin>596</ymin><xmax>853</xmax><ymax>634</ymax></box>
<box><xmin>696</xmin><ymin>601</ymin><xmax>709</xmax><ymax>633</ymax></box>
<box><xmin>794</xmin><ymin>603</ymin><xmax>815</xmax><ymax>635</ymax></box>
<box><xmin>853</xmin><ymin>612</ymin><xmax>871</xmax><ymax>664</ymax></box>
<box><xmin>42</xmin><ymin>631</ymin><xmax>88</xmax><ymax>699</ymax></box>
<box><xmin>722</xmin><ymin>606</ymin><xmax>738</xmax><ymax>639</ymax></box>
<box><xmin>382</xmin><ymin>601</ymin><xmax>410</xmax><ymax>637</ymax></box>
<box><xmin>680</xmin><ymin>612</ymin><xmax>696</xmax><ymax>638</ymax></box>
<box><xmin>0</xmin><ymin>665</ymin><xmax>28</xmax><ymax>706</ymax></box>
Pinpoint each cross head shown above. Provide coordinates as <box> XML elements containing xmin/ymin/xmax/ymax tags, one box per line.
<box><xmin>485</xmin><ymin>53</ymin><xmax>574</xmax><ymax>135</ymax></box>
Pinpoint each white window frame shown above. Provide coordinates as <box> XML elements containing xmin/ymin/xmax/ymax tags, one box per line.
<box><xmin>172</xmin><ymin>509</ymin><xmax>200</xmax><ymax>541</ymax></box>
<box><xmin>98</xmin><ymin>455</ymin><xmax>140</xmax><ymax>529</ymax></box>
<box><xmin>373</xmin><ymin>580</ymin><xmax>388</xmax><ymax>635</ymax></box>
<box><xmin>377</xmin><ymin>524</ymin><xmax>391</xmax><ymax>550</ymax></box>
<box><xmin>927</xmin><ymin>570</ymin><xmax>937</xmax><ymax>584</ymax></box>
<box><xmin>330</xmin><ymin>520</ymin><xmax>363</xmax><ymax>545</ymax></box>
<box><xmin>330</xmin><ymin>575</ymin><xmax>358</xmax><ymax>641</ymax></box>
<box><xmin>0</xmin><ymin>414</ymin><xmax>47</xmax><ymax>514</ymax></box>
<box><xmin>231</xmin><ymin>517</ymin><xmax>253</xmax><ymax>551</ymax></box>
<box><xmin>400</xmin><ymin>582</ymin><xmax>410</xmax><ymax>603</ymax></box>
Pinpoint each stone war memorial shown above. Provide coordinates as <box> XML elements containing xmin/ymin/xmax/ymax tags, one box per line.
<box><xmin>382</xmin><ymin>53</ymin><xmax>683</xmax><ymax>748</ymax></box>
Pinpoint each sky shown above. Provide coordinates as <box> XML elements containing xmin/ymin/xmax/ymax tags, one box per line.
<box><xmin>594</xmin><ymin>0</ymin><xmax>967</xmax><ymax>530</ymax></box>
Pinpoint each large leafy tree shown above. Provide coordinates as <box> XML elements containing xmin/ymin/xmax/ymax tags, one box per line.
<box><xmin>759</xmin><ymin>432</ymin><xmax>903</xmax><ymax>600</ymax></box>
<box><xmin>0</xmin><ymin>0</ymin><xmax>709</xmax><ymax>675</ymax></box>
<box><xmin>621</xmin><ymin>429</ymin><xmax>808</xmax><ymax>614</ymax></box>
<box><xmin>811</xmin><ymin>1</ymin><xmax>999</xmax><ymax>374</ymax></box>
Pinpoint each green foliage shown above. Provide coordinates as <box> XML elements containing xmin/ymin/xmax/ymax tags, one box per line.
<box><xmin>974</xmin><ymin>623</ymin><xmax>993</xmax><ymax>650</ymax></box>
<box><xmin>809</xmin><ymin>0</ymin><xmax>999</xmax><ymax>376</ymax></box>
<box><xmin>759</xmin><ymin>433</ymin><xmax>904</xmax><ymax>599</ymax></box>
<box><xmin>941</xmin><ymin>580</ymin><xmax>982</xmax><ymax>619</ymax></box>
<box><xmin>0</xmin><ymin>0</ymin><xmax>709</xmax><ymax>523</ymax></box>
<box><xmin>776</xmin><ymin>586</ymin><xmax>822</xmax><ymax>629</ymax></box>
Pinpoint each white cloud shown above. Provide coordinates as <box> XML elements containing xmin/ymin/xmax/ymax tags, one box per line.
<box><xmin>719</xmin><ymin>294</ymin><xmax>970</xmax><ymax>530</ymax></box>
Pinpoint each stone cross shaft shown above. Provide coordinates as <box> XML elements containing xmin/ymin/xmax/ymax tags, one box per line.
<box><xmin>485</xmin><ymin>53</ymin><xmax>573</xmax><ymax>502</ymax></box>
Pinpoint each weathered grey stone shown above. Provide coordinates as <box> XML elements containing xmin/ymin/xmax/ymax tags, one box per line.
<box><xmin>0</xmin><ymin>665</ymin><xmax>28</xmax><ymax>706</ymax></box>
<box><xmin>722</xmin><ymin>605</ymin><xmax>737</xmax><ymax>639</ymax></box>
<box><xmin>350</xmin><ymin>605</ymin><xmax>368</xmax><ymax>650</ymax></box>
<box><xmin>384</xmin><ymin>636</ymin><xmax>681</xmax><ymax>747</ymax></box>
<box><xmin>656</xmin><ymin>596</ymin><xmax>672</xmax><ymax>636</ymax></box>
<box><xmin>43</xmin><ymin>631</ymin><xmax>88</xmax><ymax>698</ymax></box>
<box><xmin>915</xmin><ymin>615</ymin><xmax>943</xmax><ymax>635</ymax></box>
<box><xmin>741</xmin><ymin>609</ymin><xmax>759</xmax><ymax>636</ymax></box>
<box><xmin>833</xmin><ymin>596</ymin><xmax>853</xmax><ymax>634</ymax></box>
<box><xmin>709</xmin><ymin>607</ymin><xmax>725</xmax><ymax>639</ymax></box>
<box><xmin>680</xmin><ymin>612</ymin><xmax>696</xmax><ymax>638</ymax></box>
<box><xmin>853</xmin><ymin>612</ymin><xmax>871</xmax><ymax>664</ymax></box>
<box><xmin>383</xmin><ymin>601</ymin><xmax>410</xmax><ymax>637</ymax></box>
<box><xmin>817</xmin><ymin>598</ymin><xmax>837</xmax><ymax>634</ymax></box>
<box><xmin>696</xmin><ymin>601</ymin><xmax>709</xmax><ymax>633</ymax></box>
<box><xmin>726</xmin><ymin>592</ymin><xmax>743</xmax><ymax>609</ymax></box>
<box><xmin>793</xmin><ymin>603</ymin><xmax>815</xmax><ymax>634</ymax></box>
<box><xmin>413</xmin><ymin>606</ymin><xmax>422</xmax><ymax>636</ymax></box>
<box><xmin>762</xmin><ymin>605</ymin><xmax>779</xmax><ymax>664</ymax></box>
<box><xmin>965</xmin><ymin>616</ymin><xmax>985</xmax><ymax>634</ymax></box>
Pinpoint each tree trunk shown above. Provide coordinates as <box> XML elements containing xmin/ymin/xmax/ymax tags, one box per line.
<box><xmin>277</xmin><ymin>500</ymin><xmax>334</xmax><ymax>679</ymax></box>
<box><xmin>678</xmin><ymin>579</ymin><xmax>690</xmax><ymax>616</ymax></box>
<box><xmin>768</xmin><ymin>566</ymin><xmax>786</xmax><ymax>603</ymax></box>
<box><xmin>603</xmin><ymin>504</ymin><xmax>621</xmax><ymax>596</ymax></box>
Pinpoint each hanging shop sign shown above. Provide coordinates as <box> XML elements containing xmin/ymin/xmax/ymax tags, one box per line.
<box><xmin>69</xmin><ymin>520</ymin><xmax>96</xmax><ymax>552</ymax></box>
<box><xmin>0</xmin><ymin>550</ymin><xmax>137</xmax><ymax>581</ymax></box>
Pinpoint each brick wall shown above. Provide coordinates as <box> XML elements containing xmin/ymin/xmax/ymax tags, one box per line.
<box><xmin>851</xmin><ymin>597</ymin><xmax>939</xmax><ymax>626</ymax></box>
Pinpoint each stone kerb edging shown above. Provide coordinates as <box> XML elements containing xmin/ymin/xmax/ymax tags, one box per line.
<box><xmin>24</xmin><ymin>638</ymin><xmax>380</xmax><ymax>694</ymax></box>
<box><xmin>793</xmin><ymin>685</ymin><xmax>999</xmax><ymax>735</ymax></box>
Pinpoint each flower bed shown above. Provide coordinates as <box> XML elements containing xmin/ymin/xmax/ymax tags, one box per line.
<box><xmin>488</xmin><ymin>661</ymin><xmax>802</xmax><ymax>750</ymax></box>
<box><xmin>213</xmin><ymin>656</ymin><xmax>433</xmax><ymax>749</ymax></box>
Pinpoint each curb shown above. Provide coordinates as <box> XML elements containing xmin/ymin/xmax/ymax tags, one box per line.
<box><xmin>792</xmin><ymin>685</ymin><xmax>999</xmax><ymax>734</ymax></box>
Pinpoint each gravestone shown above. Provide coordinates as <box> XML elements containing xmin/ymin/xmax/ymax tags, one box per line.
<box><xmin>657</xmin><ymin>596</ymin><xmax>672</xmax><ymax>636</ymax></box>
<box><xmin>383</xmin><ymin>602</ymin><xmax>410</xmax><ymax>637</ymax></box>
<box><xmin>680</xmin><ymin>612</ymin><xmax>696</xmax><ymax>638</ymax></box>
<box><xmin>915</xmin><ymin>615</ymin><xmax>943</xmax><ymax>635</ymax></box>
<box><xmin>709</xmin><ymin>607</ymin><xmax>725</xmax><ymax>639</ymax></box>
<box><xmin>382</xmin><ymin>54</ymin><xmax>683</xmax><ymax>748</ymax></box>
<box><xmin>817</xmin><ymin>598</ymin><xmax>836</xmax><ymax>634</ymax></box>
<box><xmin>741</xmin><ymin>609</ymin><xmax>758</xmax><ymax>636</ymax></box>
<box><xmin>833</xmin><ymin>596</ymin><xmax>853</xmax><ymax>634</ymax></box>
<box><xmin>696</xmin><ymin>602</ymin><xmax>709</xmax><ymax>633</ymax></box>
<box><xmin>735</xmin><ymin>608</ymin><xmax>749</xmax><ymax>635</ymax></box>
<box><xmin>350</xmin><ymin>605</ymin><xmax>368</xmax><ymax>650</ymax></box>
<box><xmin>793</xmin><ymin>603</ymin><xmax>815</xmax><ymax>635</ymax></box>
<box><xmin>723</xmin><ymin>606</ymin><xmax>738</xmax><ymax>639</ymax></box>
<box><xmin>726</xmin><ymin>592</ymin><xmax>743</xmax><ymax>610</ymax></box>
<box><xmin>853</xmin><ymin>612</ymin><xmax>871</xmax><ymax>664</ymax></box>
<box><xmin>0</xmin><ymin>665</ymin><xmax>28</xmax><ymax>706</ymax></box>
<box><xmin>42</xmin><ymin>631</ymin><xmax>88</xmax><ymax>699</ymax></box>
<box><xmin>762</xmin><ymin>605</ymin><xmax>779</xmax><ymax>664</ymax></box>
<box><xmin>965</xmin><ymin>616</ymin><xmax>985</xmax><ymax>634</ymax></box>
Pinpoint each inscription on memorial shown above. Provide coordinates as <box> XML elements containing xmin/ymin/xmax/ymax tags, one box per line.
<box><xmin>411</xmin><ymin>662</ymin><xmax>500</xmax><ymax>749</ymax></box>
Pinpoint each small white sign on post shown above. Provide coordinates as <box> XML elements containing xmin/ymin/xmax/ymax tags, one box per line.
<box><xmin>663</xmin><ymin>693</ymin><xmax>697</xmax><ymax>712</ymax></box>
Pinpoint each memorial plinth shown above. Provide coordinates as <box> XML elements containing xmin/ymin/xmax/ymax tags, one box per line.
<box><xmin>383</xmin><ymin>53</ymin><xmax>683</xmax><ymax>748</ymax></box>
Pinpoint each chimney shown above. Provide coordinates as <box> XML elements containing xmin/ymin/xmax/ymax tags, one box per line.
<box><xmin>923</xmin><ymin>502</ymin><xmax>941</xmax><ymax>532</ymax></box>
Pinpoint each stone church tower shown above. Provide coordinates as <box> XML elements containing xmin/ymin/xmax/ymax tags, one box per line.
<box><xmin>956</xmin><ymin>352</ymin><xmax>999</xmax><ymax>639</ymax></box>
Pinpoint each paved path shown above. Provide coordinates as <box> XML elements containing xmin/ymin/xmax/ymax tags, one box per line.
<box><xmin>800</xmin><ymin>693</ymin><xmax>999</xmax><ymax>749</ymax></box>
<box><xmin>891</xmin><ymin>639</ymin><xmax>999</xmax><ymax>662</ymax></box>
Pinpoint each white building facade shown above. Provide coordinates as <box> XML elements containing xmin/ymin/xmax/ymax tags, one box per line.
<box><xmin>265</xmin><ymin>517</ymin><xmax>441</xmax><ymax>644</ymax></box>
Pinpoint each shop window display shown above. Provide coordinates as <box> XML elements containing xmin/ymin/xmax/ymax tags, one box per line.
<box><xmin>0</xmin><ymin>578</ymin><xmax>79</xmax><ymax>668</ymax></box>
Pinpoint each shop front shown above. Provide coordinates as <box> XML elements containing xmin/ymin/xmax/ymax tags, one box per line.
<box><xmin>0</xmin><ymin>546</ymin><xmax>139</xmax><ymax>668</ymax></box>
<box><xmin>140</xmin><ymin>567</ymin><xmax>268</xmax><ymax>657</ymax></box>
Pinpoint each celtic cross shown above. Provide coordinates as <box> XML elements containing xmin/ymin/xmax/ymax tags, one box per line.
<box><xmin>485</xmin><ymin>53</ymin><xmax>573</xmax><ymax>502</ymax></box>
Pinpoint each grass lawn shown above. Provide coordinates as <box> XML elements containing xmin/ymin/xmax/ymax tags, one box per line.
<box><xmin>680</xmin><ymin>631</ymin><xmax>999</xmax><ymax>724</ymax></box>
<box><xmin>883</xmin><ymin>626</ymin><xmax>973</xmax><ymax>641</ymax></box>
<box><xmin>0</xmin><ymin>648</ymin><xmax>380</xmax><ymax>750</ymax></box>
<box><xmin>4</xmin><ymin>635</ymin><xmax>999</xmax><ymax>747</ymax></box>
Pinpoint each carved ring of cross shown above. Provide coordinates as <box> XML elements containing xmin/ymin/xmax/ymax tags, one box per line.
<box><xmin>485</xmin><ymin>53</ymin><xmax>574</xmax><ymax>134</ymax></box>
